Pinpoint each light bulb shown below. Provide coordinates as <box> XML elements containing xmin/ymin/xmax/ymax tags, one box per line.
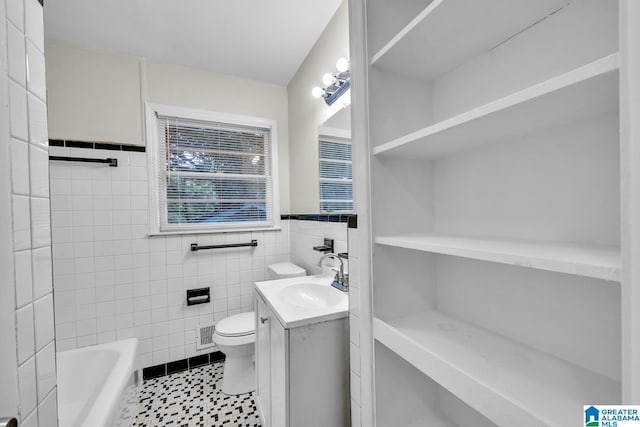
<box><xmin>336</xmin><ymin>58</ymin><xmax>349</xmax><ymax>73</ymax></box>
<box><xmin>322</xmin><ymin>73</ymin><xmax>335</xmax><ymax>86</ymax></box>
<box><xmin>312</xmin><ymin>86</ymin><xmax>323</xmax><ymax>98</ymax></box>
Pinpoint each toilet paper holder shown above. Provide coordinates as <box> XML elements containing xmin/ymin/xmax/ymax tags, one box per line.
<box><xmin>187</xmin><ymin>287</ymin><xmax>210</xmax><ymax>306</ymax></box>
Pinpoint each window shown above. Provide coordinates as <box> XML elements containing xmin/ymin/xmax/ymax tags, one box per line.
<box><xmin>147</xmin><ymin>104</ymin><xmax>279</xmax><ymax>233</ymax></box>
<box><xmin>319</xmin><ymin>134</ymin><xmax>353</xmax><ymax>212</ymax></box>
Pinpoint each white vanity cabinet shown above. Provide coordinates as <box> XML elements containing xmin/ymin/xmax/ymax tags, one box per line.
<box><xmin>255</xmin><ymin>291</ymin><xmax>350</xmax><ymax>427</ymax></box>
<box><xmin>256</xmin><ymin>292</ymin><xmax>286</xmax><ymax>427</ymax></box>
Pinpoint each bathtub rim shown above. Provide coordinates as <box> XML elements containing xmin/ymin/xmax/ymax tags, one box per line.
<box><xmin>57</xmin><ymin>337</ymin><xmax>139</xmax><ymax>427</ymax></box>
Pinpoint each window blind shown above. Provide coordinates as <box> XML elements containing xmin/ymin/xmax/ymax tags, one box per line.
<box><xmin>157</xmin><ymin>114</ymin><xmax>273</xmax><ymax>231</ymax></box>
<box><xmin>319</xmin><ymin>136</ymin><xmax>353</xmax><ymax>212</ymax></box>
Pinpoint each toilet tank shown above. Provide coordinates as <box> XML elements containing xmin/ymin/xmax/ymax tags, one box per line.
<box><xmin>267</xmin><ymin>262</ymin><xmax>306</xmax><ymax>280</ymax></box>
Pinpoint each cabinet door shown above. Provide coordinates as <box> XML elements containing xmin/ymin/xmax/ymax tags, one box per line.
<box><xmin>270</xmin><ymin>312</ymin><xmax>288</xmax><ymax>427</ymax></box>
<box><xmin>256</xmin><ymin>295</ymin><xmax>271</xmax><ymax>426</ymax></box>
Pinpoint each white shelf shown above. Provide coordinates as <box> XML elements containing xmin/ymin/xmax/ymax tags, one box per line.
<box><xmin>374</xmin><ymin>312</ymin><xmax>621</xmax><ymax>427</ymax></box>
<box><xmin>375</xmin><ymin>233</ymin><xmax>620</xmax><ymax>282</ymax></box>
<box><xmin>373</xmin><ymin>54</ymin><xmax>619</xmax><ymax>158</ymax></box>
<box><xmin>406</xmin><ymin>415</ymin><xmax>455</xmax><ymax>427</ymax></box>
<box><xmin>371</xmin><ymin>0</ymin><xmax>571</xmax><ymax>81</ymax></box>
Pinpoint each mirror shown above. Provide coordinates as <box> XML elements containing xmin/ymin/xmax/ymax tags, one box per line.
<box><xmin>321</xmin><ymin>104</ymin><xmax>351</xmax><ymax>134</ymax></box>
<box><xmin>318</xmin><ymin>104</ymin><xmax>352</xmax><ymax>213</ymax></box>
<box><xmin>285</xmin><ymin>2</ymin><xmax>350</xmax><ymax>214</ymax></box>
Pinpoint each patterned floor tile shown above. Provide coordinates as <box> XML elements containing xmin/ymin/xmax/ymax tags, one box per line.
<box><xmin>132</xmin><ymin>363</ymin><xmax>261</xmax><ymax>427</ymax></box>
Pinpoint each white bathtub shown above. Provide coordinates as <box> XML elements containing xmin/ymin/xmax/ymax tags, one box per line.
<box><xmin>57</xmin><ymin>338</ymin><xmax>140</xmax><ymax>427</ymax></box>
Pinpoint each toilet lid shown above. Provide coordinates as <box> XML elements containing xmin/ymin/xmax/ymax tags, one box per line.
<box><xmin>268</xmin><ymin>262</ymin><xmax>305</xmax><ymax>277</ymax></box>
<box><xmin>215</xmin><ymin>312</ymin><xmax>255</xmax><ymax>337</ymax></box>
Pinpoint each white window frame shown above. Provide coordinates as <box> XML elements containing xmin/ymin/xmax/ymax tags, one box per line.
<box><xmin>318</xmin><ymin>126</ymin><xmax>353</xmax><ymax>214</ymax></box>
<box><xmin>146</xmin><ymin>103</ymin><xmax>280</xmax><ymax>235</ymax></box>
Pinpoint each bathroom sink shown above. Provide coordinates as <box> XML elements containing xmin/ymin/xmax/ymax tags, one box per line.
<box><xmin>280</xmin><ymin>282</ymin><xmax>344</xmax><ymax>308</ymax></box>
<box><xmin>255</xmin><ymin>275</ymin><xmax>348</xmax><ymax>328</ymax></box>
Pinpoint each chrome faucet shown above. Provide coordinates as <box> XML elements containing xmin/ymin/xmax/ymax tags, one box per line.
<box><xmin>317</xmin><ymin>253</ymin><xmax>348</xmax><ymax>292</ymax></box>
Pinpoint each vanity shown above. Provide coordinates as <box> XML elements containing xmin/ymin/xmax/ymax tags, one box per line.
<box><xmin>254</xmin><ymin>275</ymin><xmax>350</xmax><ymax>427</ymax></box>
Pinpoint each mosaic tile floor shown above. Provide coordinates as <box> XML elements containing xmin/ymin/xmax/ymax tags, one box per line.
<box><xmin>133</xmin><ymin>362</ymin><xmax>261</xmax><ymax>427</ymax></box>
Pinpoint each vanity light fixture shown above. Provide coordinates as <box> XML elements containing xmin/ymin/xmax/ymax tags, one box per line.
<box><xmin>312</xmin><ymin>86</ymin><xmax>324</xmax><ymax>98</ymax></box>
<box><xmin>322</xmin><ymin>72</ymin><xmax>335</xmax><ymax>86</ymax></box>
<box><xmin>336</xmin><ymin>57</ymin><xmax>349</xmax><ymax>73</ymax></box>
<box><xmin>312</xmin><ymin>58</ymin><xmax>350</xmax><ymax>106</ymax></box>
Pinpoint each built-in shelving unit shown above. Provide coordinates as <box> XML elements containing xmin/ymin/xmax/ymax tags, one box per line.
<box><xmin>376</xmin><ymin>234</ymin><xmax>620</xmax><ymax>281</ymax></box>
<box><xmin>350</xmin><ymin>0</ymin><xmax>637</xmax><ymax>425</ymax></box>
<box><xmin>374</xmin><ymin>312</ymin><xmax>620</xmax><ymax>427</ymax></box>
<box><xmin>370</xmin><ymin>0</ymin><xmax>571</xmax><ymax>81</ymax></box>
<box><xmin>373</xmin><ymin>54</ymin><xmax>619</xmax><ymax>158</ymax></box>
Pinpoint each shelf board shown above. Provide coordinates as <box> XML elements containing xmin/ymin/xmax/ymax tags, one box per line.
<box><xmin>375</xmin><ymin>233</ymin><xmax>620</xmax><ymax>282</ymax></box>
<box><xmin>406</xmin><ymin>415</ymin><xmax>455</xmax><ymax>427</ymax></box>
<box><xmin>373</xmin><ymin>54</ymin><xmax>619</xmax><ymax>158</ymax></box>
<box><xmin>374</xmin><ymin>312</ymin><xmax>621</xmax><ymax>427</ymax></box>
<box><xmin>371</xmin><ymin>0</ymin><xmax>571</xmax><ymax>81</ymax></box>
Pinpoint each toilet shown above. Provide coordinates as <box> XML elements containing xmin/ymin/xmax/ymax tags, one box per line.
<box><xmin>213</xmin><ymin>262</ymin><xmax>306</xmax><ymax>395</ymax></box>
<box><xmin>266</xmin><ymin>261</ymin><xmax>306</xmax><ymax>280</ymax></box>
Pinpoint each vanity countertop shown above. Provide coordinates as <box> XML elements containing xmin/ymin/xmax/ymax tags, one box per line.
<box><xmin>255</xmin><ymin>274</ymin><xmax>349</xmax><ymax>328</ymax></box>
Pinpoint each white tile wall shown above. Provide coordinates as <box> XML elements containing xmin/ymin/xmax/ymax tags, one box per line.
<box><xmin>29</xmin><ymin>145</ymin><xmax>49</xmax><ymax>197</ymax></box>
<box><xmin>4</xmin><ymin>0</ymin><xmax>57</xmax><ymax>424</ymax></box>
<box><xmin>13</xmin><ymin>195</ymin><xmax>31</xmax><ymax>250</ymax></box>
<box><xmin>9</xmin><ymin>79</ymin><xmax>28</xmax><ymax>140</ymax></box>
<box><xmin>31</xmin><ymin>196</ymin><xmax>51</xmax><ymax>246</ymax></box>
<box><xmin>26</xmin><ymin>39</ymin><xmax>46</xmax><ymax>101</ymax></box>
<box><xmin>7</xmin><ymin>21</ymin><xmax>25</xmax><ymax>85</ymax></box>
<box><xmin>27</xmin><ymin>94</ymin><xmax>47</xmax><ymax>147</ymax></box>
<box><xmin>347</xmin><ymin>226</ymin><xmax>365</xmax><ymax>427</ymax></box>
<box><xmin>49</xmin><ymin>147</ymin><xmax>290</xmax><ymax>368</ymax></box>
<box><xmin>33</xmin><ymin>294</ymin><xmax>54</xmax><ymax>350</ymax></box>
<box><xmin>23</xmin><ymin>0</ymin><xmax>42</xmax><ymax>51</ymax></box>
<box><xmin>35</xmin><ymin>342</ymin><xmax>56</xmax><ymax>402</ymax></box>
<box><xmin>15</xmin><ymin>249</ymin><xmax>33</xmax><ymax>307</ymax></box>
<box><xmin>6</xmin><ymin>0</ymin><xmax>23</xmax><ymax>31</ymax></box>
<box><xmin>18</xmin><ymin>356</ymin><xmax>37</xmax><ymax>416</ymax></box>
<box><xmin>289</xmin><ymin>219</ymin><xmax>348</xmax><ymax>275</ymax></box>
<box><xmin>32</xmin><ymin>246</ymin><xmax>52</xmax><ymax>299</ymax></box>
<box><xmin>11</xmin><ymin>138</ymin><xmax>29</xmax><ymax>194</ymax></box>
<box><xmin>16</xmin><ymin>304</ymin><xmax>35</xmax><ymax>364</ymax></box>
<box><xmin>22</xmin><ymin>412</ymin><xmax>37</xmax><ymax>427</ymax></box>
<box><xmin>38</xmin><ymin>389</ymin><xmax>58</xmax><ymax>427</ymax></box>
<box><xmin>351</xmin><ymin>400</ymin><xmax>362</xmax><ymax>427</ymax></box>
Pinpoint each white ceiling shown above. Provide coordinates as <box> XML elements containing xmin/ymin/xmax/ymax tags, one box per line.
<box><xmin>44</xmin><ymin>0</ymin><xmax>343</xmax><ymax>85</ymax></box>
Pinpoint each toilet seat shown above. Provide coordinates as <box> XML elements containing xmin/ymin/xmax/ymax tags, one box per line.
<box><xmin>215</xmin><ymin>312</ymin><xmax>255</xmax><ymax>337</ymax></box>
<box><xmin>212</xmin><ymin>331</ymin><xmax>254</xmax><ymax>347</ymax></box>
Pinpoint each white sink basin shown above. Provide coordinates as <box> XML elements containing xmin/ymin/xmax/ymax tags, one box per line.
<box><xmin>255</xmin><ymin>275</ymin><xmax>349</xmax><ymax>328</ymax></box>
<box><xmin>281</xmin><ymin>282</ymin><xmax>344</xmax><ymax>308</ymax></box>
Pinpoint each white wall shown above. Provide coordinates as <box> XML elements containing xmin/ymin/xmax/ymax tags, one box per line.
<box><xmin>289</xmin><ymin>220</ymin><xmax>348</xmax><ymax>275</ymax></box>
<box><xmin>2</xmin><ymin>0</ymin><xmax>57</xmax><ymax>425</ymax></box>
<box><xmin>45</xmin><ymin>40</ymin><xmax>291</xmax><ymax>213</ymax></box>
<box><xmin>44</xmin><ymin>41</ymin><xmax>143</xmax><ymax>144</ymax></box>
<box><xmin>288</xmin><ymin>1</ymin><xmax>349</xmax><ymax>213</ymax></box>
<box><xmin>49</xmin><ymin>146</ymin><xmax>291</xmax><ymax>368</ymax></box>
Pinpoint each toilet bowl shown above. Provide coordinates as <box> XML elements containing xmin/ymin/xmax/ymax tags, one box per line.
<box><xmin>213</xmin><ymin>312</ymin><xmax>256</xmax><ymax>395</ymax></box>
<box><xmin>214</xmin><ymin>262</ymin><xmax>306</xmax><ymax>395</ymax></box>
